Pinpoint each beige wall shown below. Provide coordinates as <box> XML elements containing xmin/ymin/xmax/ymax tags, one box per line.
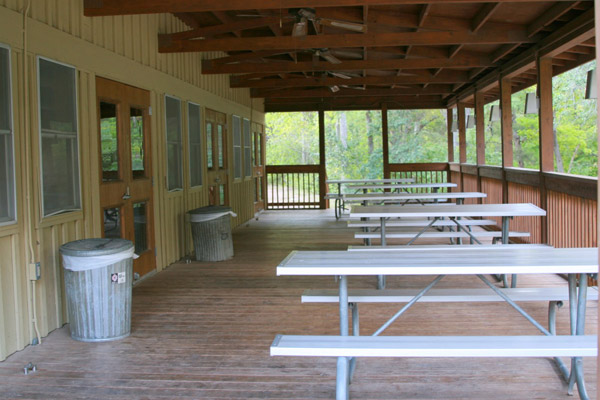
<box><xmin>0</xmin><ymin>2</ymin><xmax>264</xmax><ymax>360</ymax></box>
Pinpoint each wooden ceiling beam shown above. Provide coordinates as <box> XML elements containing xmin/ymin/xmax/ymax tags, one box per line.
<box><xmin>84</xmin><ymin>0</ymin><xmax>582</xmax><ymax>16</ymax></box>
<box><xmin>471</xmin><ymin>3</ymin><xmax>501</xmax><ymax>33</ymax></box>
<box><xmin>490</xmin><ymin>43</ymin><xmax>521</xmax><ymax>63</ymax></box>
<box><xmin>267</xmin><ymin>94</ymin><xmax>444</xmax><ymax>104</ymax></box>
<box><xmin>160</xmin><ymin>28</ymin><xmax>534</xmax><ymax>53</ymax></box>
<box><xmin>526</xmin><ymin>2</ymin><xmax>580</xmax><ymax>37</ymax></box>
<box><xmin>203</xmin><ymin>54</ymin><xmax>493</xmax><ymax>74</ymax></box>
<box><xmin>231</xmin><ymin>70</ymin><xmax>471</xmax><ymax>88</ymax></box>
<box><xmin>251</xmin><ymin>84</ymin><xmax>455</xmax><ymax>98</ymax></box>
<box><xmin>159</xmin><ymin>16</ymin><xmax>282</xmax><ymax>42</ymax></box>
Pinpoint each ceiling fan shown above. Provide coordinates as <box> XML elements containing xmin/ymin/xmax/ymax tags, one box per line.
<box><xmin>237</xmin><ymin>8</ymin><xmax>367</xmax><ymax>36</ymax></box>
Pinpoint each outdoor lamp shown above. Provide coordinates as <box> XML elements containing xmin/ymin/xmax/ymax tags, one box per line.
<box><xmin>585</xmin><ymin>69</ymin><xmax>597</xmax><ymax>99</ymax></box>
<box><xmin>466</xmin><ymin>115</ymin><xmax>475</xmax><ymax>129</ymax></box>
<box><xmin>489</xmin><ymin>105</ymin><xmax>501</xmax><ymax>121</ymax></box>
<box><xmin>524</xmin><ymin>93</ymin><xmax>539</xmax><ymax>114</ymax></box>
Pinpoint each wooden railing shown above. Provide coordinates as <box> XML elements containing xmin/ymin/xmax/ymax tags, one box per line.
<box><xmin>389</xmin><ymin>163</ymin><xmax>449</xmax><ymax>193</ymax></box>
<box><xmin>265</xmin><ymin>165</ymin><xmax>323</xmax><ymax>209</ymax></box>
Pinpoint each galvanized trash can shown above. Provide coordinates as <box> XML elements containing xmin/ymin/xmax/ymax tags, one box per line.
<box><xmin>60</xmin><ymin>238</ymin><xmax>134</xmax><ymax>342</ymax></box>
<box><xmin>188</xmin><ymin>205</ymin><xmax>236</xmax><ymax>261</ymax></box>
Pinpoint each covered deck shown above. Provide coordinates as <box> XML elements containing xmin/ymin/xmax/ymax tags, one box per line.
<box><xmin>1</xmin><ymin>210</ymin><xmax>596</xmax><ymax>399</ymax></box>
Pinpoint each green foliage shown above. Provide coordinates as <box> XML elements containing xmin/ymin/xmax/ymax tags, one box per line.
<box><xmin>265</xmin><ymin>112</ymin><xmax>319</xmax><ymax>165</ymax></box>
<box><xmin>387</xmin><ymin>109</ymin><xmax>447</xmax><ymax>163</ymax></box>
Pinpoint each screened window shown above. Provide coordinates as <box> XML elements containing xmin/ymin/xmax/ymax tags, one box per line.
<box><xmin>38</xmin><ymin>57</ymin><xmax>80</xmax><ymax>217</ymax></box>
<box><xmin>232</xmin><ymin>115</ymin><xmax>242</xmax><ymax>179</ymax></box>
<box><xmin>165</xmin><ymin>95</ymin><xmax>183</xmax><ymax>191</ymax></box>
<box><xmin>243</xmin><ymin>118</ymin><xmax>252</xmax><ymax>178</ymax></box>
<box><xmin>188</xmin><ymin>102</ymin><xmax>203</xmax><ymax>187</ymax></box>
<box><xmin>0</xmin><ymin>45</ymin><xmax>15</xmax><ymax>224</ymax></box>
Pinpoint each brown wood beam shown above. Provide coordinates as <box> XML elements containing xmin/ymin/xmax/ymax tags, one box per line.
<box><xmin>474</xmin><ymin>91</ymin><xmax>485</xmax><ymax>165</ymax></box>
<box><xmin>318</xmin><ymin>109</ymin><xmax>326</xmax><ymax>209</ymax></box>
<box><xmin>231</xmin><ymin>70</ymin><xmax>471</xmax><ymax>88</ymax></box>
<box><xmin>251</xmin><ymin>85</ymin><xmax>455</xmax><ymax>98</ymax></box>
<box><xmin>490</xmin><ymin>43</ymin><xmax>521</xmax><ymax>63</ymax></box>
<box><xmin>458</xmin><ymin>103</ymin><xmax>467</xmax><ymax>164</ymax></box>
<box><xmin>85</xmin><ymin>0</ymin><xmax>583</xmax><ymax>16</ymax></box>
<box><xmin>208</xmin><ymin>51</ymin><xmax>290</xmax><ymax>65</ymax></box>
<box><xmin>538</xmin><ymin>57</ymin><xmax>554</xmax><ymax>173</ymax></box>
<box><xmin>266</xmin><ymin>94</ymin><xmax>444</xmax><ymax>104</ymax></box>
<box><xmin>526</xmin><ymin>2</ymin><xmax>579</xmax><ymax>37</ymax></box>
<box><xmin>472</xmin><ymin>3</ymin><xmax>501</xmax><ymax>33</ymax></box>
<box><xmin>499</xmin><ymin>77</ymin><xmax>513</xmax><ymax>168</ymax></box>
<box><xmin>160</xmin><ymin>28</ymin><xmax>534</xmax><ymax>53</ymax></box>
<box><xmin>203</xmin><ymin>54</ymin><xmax>493</xmax><ymax>74</ymax></box>
<box><xmin>265</xmin><ymin>99</ymin><xmax>446</xmax><ymax>112</ymax></box>
<box><xmin>159</xmin><ymin>16</ymin><xmax>281</xmax><ymax>43</ymax></box>
<box><xmin>447</xmin><ymin>108</ymin><xmax>455</xmax><ymax>163</ymax></box>
<box><xmin>382</xmin><ymin>103</ymin><xmax>390</xmax><ymax>179</ymax></box>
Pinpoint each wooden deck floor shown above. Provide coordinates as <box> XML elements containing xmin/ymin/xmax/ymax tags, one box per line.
<box><xmin>0</xmin><ymin>210</ymin><xmax>597</xmax><ymax>399</ymax></box>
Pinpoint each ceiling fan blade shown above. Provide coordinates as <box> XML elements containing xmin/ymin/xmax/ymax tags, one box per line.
<box><xmin>297</xmin><ymin>8</ymin><xmax>316</xmax><ymax>20</ymax></box>
<box><xmin>318</xmin><ymin>18</ymin><xmax>367</xmax><ymax>33</ymax></box>
<box><xmin>329</xmin><ymin>71</ymin><xmax>352</xmax><ymax>80</ymax></box>
<box><xmin>330</xmin><ymin>49</ymin><xmax>363</xmax><ymax>60</ymax></box>
<box><xmin>319</xmin><ymin>49</ymin><xmax>342</xmax><ymax>64</ymax></box>
<box><xmin>329</xmin><ymin>85</ymin><xmax>340</xmax><ymax>93</ymax></box>
<box><xmin>292</xmin><ymin>18</ymin><xmax>308</xmax><ymax>37</ymax></box>
<box><xmin>340</xmin><ymin>85</ymin><xmax>366</xmax><ymax>90</ymax></box>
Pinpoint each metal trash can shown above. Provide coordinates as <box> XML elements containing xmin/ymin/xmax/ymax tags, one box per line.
<box><xmin>60</xmin><ymin>238</ymin><xmax>134</xmax><ymax>342</ymax></box>
<box><xmin>188</xmin><ymin>205</ymin><xmax>236</xmax><ymax>261</ymax></box>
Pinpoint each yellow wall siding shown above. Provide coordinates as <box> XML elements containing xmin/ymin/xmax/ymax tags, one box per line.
<box><xmin>0</xmin><ymin>3</ymin><xmax>264</xmax><ymax>361</ymax></box>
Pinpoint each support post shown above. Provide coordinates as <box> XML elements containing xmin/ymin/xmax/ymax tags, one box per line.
<box><xmin>318</xmin><ymin>109</ymin><xmax>327</xmax><ymax>209</ymax></box>
<box><xmin>382</xmin><ymin>103</ymin><xmax>390</xmax><ymax>179</ymax></box>
<box><xmin>499</xmin><ymin>77</ymin><xmax>513</xmax><ymax>205</ymax></box>
<box><xmin>457</xmin><ymin>103</ymin><xmax>467</xmax><ymax>192</ymax></box>
<box><xmin>538</xmin><ymin>56</ymin><xmax>553</xmax><ymax>244</ymax></box>
<box><xmin>447</xmin><ymin>108</ymin><xmax>454</xmax><ymax>163</ymax></box>
<box><xmin>475</xmin><ymin>91</ymin><xmax>485</xmax><ymax>203</ymax></box>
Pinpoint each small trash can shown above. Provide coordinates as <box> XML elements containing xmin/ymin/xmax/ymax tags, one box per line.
<box><xmin>60</xmin><ymin>238</ymin><xmax>134</xmax><ymax>342</ymax></box>
<box><xmin>188</xmin><ymin>205</ymin><xmax>236</xmax><ymax>261</ymax></box>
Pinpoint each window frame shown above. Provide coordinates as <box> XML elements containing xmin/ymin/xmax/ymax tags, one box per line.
<box><xmin>164</xmin><ymin>94</ymin><xmax>183</xmax><ymax>192</ymax></box>
<box><xmin>232</xmin><ymin>114</ymin><xmax>242</xmax><ymax>180</ymax></box>
<box><xmin>187</xmin><ymin>101</ymin><xmax>203</xmax><ymax>188</ymax></box>
<box><xmin>0</xmin><ymin>43</ymin><xmax>16</xmax><ymax>226</ymax></box>
<box><xmin>243</xmin><ymin>118</ymin><xmax>252</xmax><ymax>179</ymax></box>
<box><xmin>37</xmin><ymin>55</ymin><xmax>82</xmax><ymax>218</ymax></box>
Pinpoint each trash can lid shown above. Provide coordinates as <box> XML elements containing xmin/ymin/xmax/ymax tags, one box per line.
<box><xmin>59</xmin><ymin>238</ymin><xmax>134</xmax><ymax>257</ymax></box>
<box><xmin>188</xmin><ymin>205</ymin><xmax>232</xmax><ymax>215</ymax></box>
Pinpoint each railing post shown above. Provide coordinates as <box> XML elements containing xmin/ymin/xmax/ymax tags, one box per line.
<box><xmin>458</xmin><ymin>103</ymin><xmax>467</xmax><ymax>192</ymax></box>
<box><xmin>447</xmin><ymin>108</ymin><xmax>454</xmax><ymax>163</ymax></box>
<box><xmin>500</xmin><ymin>77</ymin><xmax>513</xmax><ymax>205</ymax></box>
<box><xmin>318</xmin><ymin>109</ymin><xmax>327</xmax><ymax>209</ymax></box>
<box><xmin>382</xmin><ymin>103</ymin><xmax>390</xmax><ymax>179</ymax></box>
<box><xmin>538</xmin><ymin>56</ymin><xmax>554</xmax><ymax>244</ymax></box>
<box><xmin>475</xmin><ymin>91</ymin><xmax>485</xmax><ymax>204</ymax></box>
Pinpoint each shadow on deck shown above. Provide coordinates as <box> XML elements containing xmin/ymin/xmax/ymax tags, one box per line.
<box><xmin>0</xmin><ymin>210</ymin><xmax>596</xmax><ymax>399</ymax></box>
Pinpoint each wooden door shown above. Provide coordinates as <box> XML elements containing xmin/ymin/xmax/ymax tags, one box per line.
<box><xmin>252</xmin><ymin>123</ymin><xmax>266</xmax><ymax>213</ymax></box>
<box><xmin>205</xmin><ymin>109</ymin><xmax>229</xmax><ymax>206</ymax></box>
<box><xmin>96</xmin><ymin>77</ymin><xmax>156</xmax><ymax>278</ymax></box>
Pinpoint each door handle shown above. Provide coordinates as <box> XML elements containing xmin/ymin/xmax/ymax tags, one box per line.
<box><xmin>122</xmin><ymin>186</ymin><xmax>131</xmax><ymax>200</ymax></box>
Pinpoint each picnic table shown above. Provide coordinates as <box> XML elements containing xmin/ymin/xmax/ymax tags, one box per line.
<box><xmin>272</xmin><ymin>247</ymin><xmax>598</xmax><ymax>400</ymax></box>
<box><xmin>326</xmin><ymin>178</ymin><xmax>415</xmax><ymax>219</ymax></box>
<box><xmin>342</xmin><ymin>191</ymin><xmax>487</xmax><ymax>206</ymax></box>
<box><xmin>350</xmin><ymin>203</ymin><xmax>546</xmax><ymax>288</ymax></box>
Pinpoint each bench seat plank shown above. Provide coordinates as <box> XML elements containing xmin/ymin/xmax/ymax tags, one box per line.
<box><xmin>347</xmin><ymin>244</ymin><xmax>549</xmax><ymax>251</ymax></box>
<box><xmin>301</xmin><ymin>287</ymin><xmax>599</xmax><ymax>303</ymax></box>
<box><xmin>348</xmin><ymin>219</ymin><xmax>497</xmax><ymax>228</ymax></box>
<box><xmin>355</xmin><ymin>231</ymin><xmax>530</xmax><ymax>239</ymax></box>
<box><xmin>271</xmin><ymin>334</ymin><xmax>598</xmax><ymax>358</ymax></box>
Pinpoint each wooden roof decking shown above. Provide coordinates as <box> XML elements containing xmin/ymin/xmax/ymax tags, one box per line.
<box><xmin>0</xmin><ymin>210</ymin><xmax>596</xmax><ymax>399</ymax></box>
<box><xmin>84</xmin><ymin>1</ymin><xmax>596</xmax><ymax>111</ymax></box>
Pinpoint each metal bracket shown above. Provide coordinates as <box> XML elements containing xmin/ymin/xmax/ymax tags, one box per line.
<box><xmin>23</xmin><ymin>362</ymin><xmax>37</xmax><ymax>375</ymax></box>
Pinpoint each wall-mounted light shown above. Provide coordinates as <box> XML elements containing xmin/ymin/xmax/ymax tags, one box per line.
<box><xmin>489</xmin><ymin>105</ymin><xmax>501</xmax><ymax>121</ymax></box>
<box><xmin>451</xmin><ymin>120</ymin><xmax>458</xmax><ymax>132</ymax></box>
<box><xmin>466</xmin><ymin>115</ymin><xmax>475</xmax><ymax>129</ymax></box>
<box><xmin>585</xmin><ymin>69</ymin><xmax>597</xmax><ymax>99</ymax></box>
<box><xmin>524</xmin><ymin>92</ymin><xmax>539</xmax><ymax>114</ymax></box>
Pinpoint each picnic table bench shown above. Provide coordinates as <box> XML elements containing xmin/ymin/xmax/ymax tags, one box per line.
<box><xmin>272</xmin><ymin>247</ymin><xmax>598</xmax><ymax>400</ymax></box>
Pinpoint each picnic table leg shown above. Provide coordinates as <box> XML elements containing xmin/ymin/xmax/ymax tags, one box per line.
<box><xmin>501</xmin><ymin>217</ymin><xmax>517</xmax><ymax>288</ymax></box>
<box><xmin>349</xmin><ymin>303</ymin><xmax>359</xmax><ymax>382</ymax></box>
<box><xmin>337</xmin><ymin>275</ymin><xmax>350</xmax><ymax>400</ymax></box>
<box><xmin>378</xmin><ymin>218</ymin><xmax>386</xmax><ymax>290</ymax></box>
<box><xmin>568</xmin><ymin>273</ymin><xmax>590</xmax><ymax>400</ymax></box>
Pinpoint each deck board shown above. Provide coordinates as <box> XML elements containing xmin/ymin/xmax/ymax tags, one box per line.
<box><xmin>0</xmin><ymin>210</ymin><xmax>596</xmax><ymax>399</ymax></box>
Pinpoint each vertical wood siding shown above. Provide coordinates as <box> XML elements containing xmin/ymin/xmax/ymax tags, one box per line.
<box><xmin>480</xmin><ymin>177</ymin><xmax>503</xmax><ymax>226</ymax></box>
<box><xmin>547</xmin><ymin>190</ymin><xmax>597</xmax><ymax>248</ymax></box>
<box><xmin>461</xmin><ymin>173</ymin><xmax>478</xmax><ymax>204</ymax></box>
<box><xmin>507</xmin><ymin>182</ymin><xmax>542</xmax><ymax>244</ymax></box>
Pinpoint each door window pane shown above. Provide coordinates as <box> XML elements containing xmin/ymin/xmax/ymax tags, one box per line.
<box><xmin>103</xmin><ymin>207</ymin><xmax>121</xmax><ymax>239</ymax></box>
<box><xmin>100</xmin><ymin>102</ymin><xmax>119</xmax><ymax>181</ymax></box>
<box><xmin>165</xmin><ymin>95</ymin><xmax>182</xmax><ymax>191</ymax></box>
<box><xmin>38</xmin><ymin>58</ymin><xmax>80</xmax><ymax>217</ymax></box>
<box><xmin>0</xmin><ymin>45</ymin><xmax>15</xmax><ymax>225</ymax></box>
<box><xmin>243</xmin><ymin>118</ymin><xmax>252</xmax><ymax>178</ymax></box>
<box><xmin>219</xmin><ymin>185</ymin><xmax>226</xmax><ymax>206</ymax></box>
<box><xmin>188</xmin><ymin>103</ymin><xmax>203</xmax><ymax>187</ymax></box>
<box><xmin>133</xmin><ymin>202</ymin><xmax>148</xmax><ymax>254</ymax></box>
<box><xmin>206</xmin><ymin>123</ymin><xmax>213</xmax><ymax>169</ymax></box>
<box><xmin>232</xmin><ymin>115</ymin><xmax>242</xmax><ymax>179</ymax></box>
<box><xmin>252</xmin><ymin>132</ymin><xmax>257</xmax><ymax>167</ymax></box>
<box><xmin>217</xmin><ymin>125</ymin><xmax>224</xmax><ymax>169</ymax></box>
<box><xmin>130</xmin><ymin>107</ymin><xmax>145</xmax><ymax>178</ymax></box>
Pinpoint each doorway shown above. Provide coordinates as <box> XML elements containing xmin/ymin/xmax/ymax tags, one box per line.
<box><xmin>205</xmin><ymin>109</ymin><xmax>229</xmax><ymax>206</ymax></box>
<box><xmin>252</xmin><ymin>123</ymin><xmax>266</xmax><ymax>213</ymax></box>
<box><xmin>96</xmin><ymin>77</ymin><xmax>156</xmax><ymax>277</ymax></box>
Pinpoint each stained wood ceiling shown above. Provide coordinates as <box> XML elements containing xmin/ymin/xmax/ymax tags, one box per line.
<box><xmin>84</xmin><ymin>1</ymin><xmax>596</xmax><ymax>112</ymax></box>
